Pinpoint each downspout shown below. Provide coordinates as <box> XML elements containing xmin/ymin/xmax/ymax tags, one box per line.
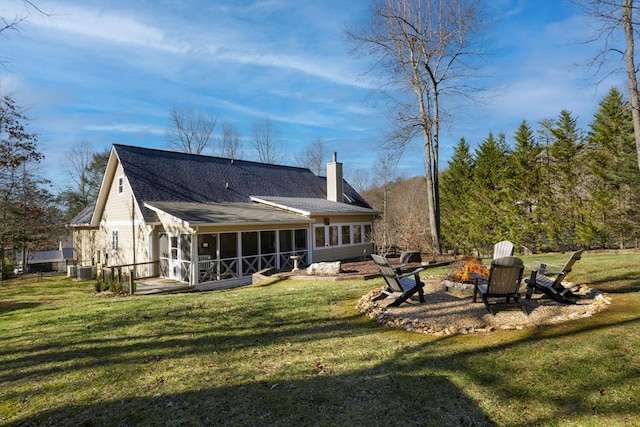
<box><xmin>307</xmin><ymin>223</ymin><xmax>313</xmax><ymax>264</ymax></box>
<box><xmin>131</xmin><ymin>195</ymin><xmax>136</xmax><ymax>296</ymax></box>
<box><xmin>192</xmin><ymin>226</ymin><xmax>199</xmax><ymax>286</ymax></box>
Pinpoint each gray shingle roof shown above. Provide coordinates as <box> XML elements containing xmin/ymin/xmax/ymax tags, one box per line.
<box><xmin>145</xmin><ymin>201</ymin><xmax>315</xmax><ymax>226</ymax></box>
<box><xmin>28</xmin><ymin>249</ymin><xmax>73</xmax><ymax>264</ymax></box>
<box><xmin>70</xmin><ymin>144</ymin><xmax>374</xmax><ymax>226</ymax></box>
<box><xmin>69</xmin><ymin>201</ymin><xmax>96</xmax><ymax>226</ymax></box>
<box><xmin>251</xmin><ymin>196</ymin><xmax>378</xmax><ymax>215</ymax></box>
<box><xmin>115</xmin><ymin>144</ymin><xmax>371</xmax><ymax>207</ymax></box>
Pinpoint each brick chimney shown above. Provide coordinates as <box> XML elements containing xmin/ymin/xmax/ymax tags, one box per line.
<box><xmin>326</xmin><ymin>152</ymin><xmax>343</xmax><ymax>203</ymax></box>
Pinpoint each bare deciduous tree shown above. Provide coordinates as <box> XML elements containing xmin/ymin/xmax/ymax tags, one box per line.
<box><xmin>166</xmin><ymin>105</ymin><xmax>216</xmax><ymax>155</ymax></box>
<box><xmin>251</xmin><ymin>116</ymin><xmax>283</xmax><ymax>164</ymax></box>
<box><xmin>346</xmin><ymin>167</ymin><xmax>372</xmax><ymax>193</ymax></box>
<box><xmin>374</xmin><ymin>150</ymin><xmax>399</xmax><ymax>254</ymax></box>
<box><xmin>218</xmin><ymin>122</ymin><xmax>241</xmax><ymax>159</ymax></box>
<box><xmin>0</xmin><ymin>93</ymin><xmax>53</xmax><ymax>279</ymax></box>
<box><xmin>347</xmin><ymin>0</ymin><xmax>485</xmax><ymax>254</ymax></box>
<box><xmin>296</xmin><ymin>137</ymin><xmax>326</xmax><ymax>175</ymax></box>
<box><xmin>574</xmin><ymin>0</ymin><xmax>640</xmax><ymax>171</ymax></box>
<box><xmin>63</xmin><ymin>141</ymin><xmax>93</xmax><ymax>205</ymax></box>
<box><xmin>1</xmin><ymin>1</ymin><xmax>48</xmax><ymax>66</ymax></box>
<box><xmin>61</xmin><ymin>142</ymin><xmax>108</xmax><ymax>217</ymax></box>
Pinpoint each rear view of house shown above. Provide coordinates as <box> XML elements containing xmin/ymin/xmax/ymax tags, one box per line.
<box><xmin>69</xmin><ymin>145</ymin><xmax>376</xmax><ymax>289</ymax></box>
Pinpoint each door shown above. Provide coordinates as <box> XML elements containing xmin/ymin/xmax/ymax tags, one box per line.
<box><xmin>169</xmin><ymin>235</ymin><xmax>180</xmax><ymax>280</ymax></box>
<box><xmin>168</xmin><ymin>233</ymin><xmax>192</xmax><ymax>282</ymax></box>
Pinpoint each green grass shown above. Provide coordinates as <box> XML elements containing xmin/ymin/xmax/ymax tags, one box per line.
<box><xmin>1</xmin><ymin>250</ymin><xmax>639</xmax><ymax>426</ymax></box>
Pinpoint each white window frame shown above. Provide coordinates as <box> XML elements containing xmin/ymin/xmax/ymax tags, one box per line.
<box><xmin>111</xmin><ymin>230</ymin><xmax>119</xmax><ymax>251</ymax></box>
<box><xmin>117</xmin><ymin>176</ymin><xmax>124</xmax><ymax>194</ymax></box>
<box><xmin>313</xmin><ymin>222</ymin><xmax>372</xmax><ymax>249</ymax></box>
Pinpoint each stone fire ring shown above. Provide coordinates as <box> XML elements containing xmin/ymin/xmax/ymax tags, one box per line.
<box><xmin>356</xmin><ymin>277</ymin><xmax>612</xmax><ymax>336</ymax></box>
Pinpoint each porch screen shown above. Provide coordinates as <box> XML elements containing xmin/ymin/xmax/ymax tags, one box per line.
<box><xmin>198</xmin><ymin>234</ymin><xmax>217</xmax><ymax>257</ymax></box>
<box><xmin>241</xmin><ymin>232</ymin><xmax>258</xmax><ymax>256</ymax></box>
<box><xmin>295</xmin><ymin>229</ymin><xmax>307</xmax><ymax>250</ymax></box>
<box><xmin>279</xmin><ymin>230</ymin><xmax>293</xmax><ymax>252</ymax></box>
<box><xmin>261</xmin><ymin>230</ymin><xmax>276</xmax><ymax>254</ymax></box>
<box><xmin>219</xmin><ymin>233</ymin><xmax>237</xmax><ymax>259</ymax></box>
<box><xmin>180</xmin><ymin>234</ymin><xmax>191</xmax><ymax>261</ymax></box>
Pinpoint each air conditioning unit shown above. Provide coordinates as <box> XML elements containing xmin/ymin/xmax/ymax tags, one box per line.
<box><xmin>76</xmin><ymin>266</ymin><xmax>95</xmax><ymax>280</ymax></box>
<box><xmin>67</xmin><ymin>265</ymin><xmax>77</xmax><ymax>278</ymax></box>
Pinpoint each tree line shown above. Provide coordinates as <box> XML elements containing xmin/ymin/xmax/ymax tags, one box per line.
<box><xmin>363</xmin><ymin>87</ymin><xmax>640</xmax><ymax>255</ymax></box>
<box><xmin>0</xmin><ymin>94</ymin><xmax>66</xmax><ymax>279</ymax></box>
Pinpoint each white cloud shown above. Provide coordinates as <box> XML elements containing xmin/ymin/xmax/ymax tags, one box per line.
<box><xmin>21</xmin><ymin>1</ymin><xmax>370</xmax><ymax>90</ymax></box>
<box><xmin>26</xmin><ymin>2</ymin><xmax>186</xmax><ymax>53</ymax></box>
<box><xmin>85</xmin><ymin>123</ymin><xmax>164</xmax><ymax>135</ymax></box>
<box><xmin>216</xmin><ymin>50</ymin><xmax>369</xmax><ymax>89</ymax></box>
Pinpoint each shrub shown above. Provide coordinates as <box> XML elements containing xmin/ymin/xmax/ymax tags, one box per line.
<box><xmin>2</xmin><ymin>259</ymin><xmax>15</xmax><ymax>280</ymax></box>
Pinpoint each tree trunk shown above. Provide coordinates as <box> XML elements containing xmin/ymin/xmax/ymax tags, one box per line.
<box><xmin>623</xmin><ymin>0</ymin><xmax>640</xmax><ymax>171</ymax></box>
<box><xmin>423</xmin><ymin>129</ymin><xmax>441</xmax><ymax>255</ymax></box>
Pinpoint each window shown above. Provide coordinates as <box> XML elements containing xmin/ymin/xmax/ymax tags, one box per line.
<box><xmin>353</xmin><ymin>225</ymin><xmax>362</xmax><ymax>244</ymax></box>
<box><xmin>315</xmin><ymin>227</ymin><xmax>326</xmax><ymax>247</ymax></box>
<box><xmin>314</xmin><ymin>223</ymin><xmax>372</xmax><ymax>249</ymax></box>
<box><xmin>364</xmin><ymin>224</ymin><xmax>372</xmax><ymax>242</ymax></box>
<box><xmin>170</xmin><ymin>236</ymin><xmax>178</xmax><ymax>260</ymax></box>
<box><xmin>117</xmin><ymin>176</ymin><xmax>124</xmax><ymax>194</ymax></box>
<box><xmin>328</xmin><ymin>226</ymin><xmax>338</xmax><ymax>246</ymax></box>
<box><xmin>111</xmin><ymin>230</ymin><xmax>119</xmax><ymax>251</ymax></box>
<box><xmin>341</xmin><ymin>225</ymin><xmax>351</xmax><ymax>245</ymax></box>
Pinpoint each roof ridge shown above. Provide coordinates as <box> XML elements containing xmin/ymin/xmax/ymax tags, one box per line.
<box><xmin>113</xmin><ymin>144</ymin><xmax>312</xmax><ymax>171</ymax></box>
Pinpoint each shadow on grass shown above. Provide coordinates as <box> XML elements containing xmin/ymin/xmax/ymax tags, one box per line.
<box><xmin>0</xmin><ymin>301</ymin><xmax>41</xmax><ymax>315</ymax></box>
<box><xmin>586</xmin><ymin>272</ymin><xmax>640</xmax><ymax>293</ymax></box>
<box><xmin>8</xmin><ymin>313</ymin><xmax>640</xmax><ymax>426</ymax></box>
<box><xmin>7</xmin><ymin>371</ymin><xmax>493</xmax><ymax>426</ymax></box>
<box><xmin>3</xmin><ymin>277</ymin><xmax>639</xmax><ymax>426</ymax></box>
<box><xmin>1</xmin><ymin>289</ymin><xmax>497</xmax><ymax>426</ymax></box>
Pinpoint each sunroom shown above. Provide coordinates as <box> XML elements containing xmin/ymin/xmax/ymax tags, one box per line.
<box><xmin>146</xmin><ymin>201</ymin><xmax>314</xmax><ymax>289</ymax></box>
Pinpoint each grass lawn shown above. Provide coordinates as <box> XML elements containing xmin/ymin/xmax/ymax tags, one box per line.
<box><xmin>1</xmin><ymin>250</ymin><xmax>639</xmax><ymax>426</ymax></box>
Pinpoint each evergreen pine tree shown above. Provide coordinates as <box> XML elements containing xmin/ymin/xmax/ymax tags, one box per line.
<box><xmin>470</xmin><ymin>132</ymin><xmax>510</xmax><ymax>253</ymax></box>
<box><xmin>585</xmin><ymin>87</ymin><xmax>640</xmax><ymax>248</ymax></box>
<box><xmin>506</xmin><ymin>121</ymin><xmax>544</xmax><ymax>252</ymax></box>
<box><xmin>440</xmin><ymin>138</ymin><xmax>474</xmax><ymax>254</ymax></box>
<box><xmin>545</xmin><ymin>110</ymin><xmax>586</xmax><ymax>250</ymax></box>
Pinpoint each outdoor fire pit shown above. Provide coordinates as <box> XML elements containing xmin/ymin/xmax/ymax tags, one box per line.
<box><xmin>442</xmin><ymin>256</ymin><xmax>489</xmax><ymax>298</ymax></box>
<box><xmin>442</xmin><ymin>280</ymin><xmax>475</xmax><ymax>297</ymax></box>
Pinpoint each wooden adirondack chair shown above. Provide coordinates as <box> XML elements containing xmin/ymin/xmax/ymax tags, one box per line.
<box><xmin>371</xmin><ymin>254</ymin><xmax>425</xmax><ymax>307</ymax></box>
<box><xmin>524</xmin><ymin>249</ymin><xmax>585</xmax><ymax>304</ymax></box>
<box><xmin>493</xmin><ymin>240</ymin><xmax>515</xmax><ymax>260</ymax></box>
<box><xmin>472</xmin><ymin>256</ymin><xmax>527</xmax><ymax>315</ymax></box>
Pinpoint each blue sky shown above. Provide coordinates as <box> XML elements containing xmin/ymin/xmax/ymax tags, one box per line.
<box><xmin>0</xmin><ymin>0</ymin><xmax>625</xmax><ymax>192</ymax></box>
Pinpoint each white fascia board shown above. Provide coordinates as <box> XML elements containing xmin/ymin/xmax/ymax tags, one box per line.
<box><xmin>143</xmin><ymin>203</ymin><xmax>192</xmax><ymax>229</ymax></box>
<box><xmin>99</xmin><ymin>220</ymin><xmax>146</xmax><ymax>227</ymax></box>
<box><xmin>250</xmin><ymin>197</ymin><xmax>311</xmax><ymax>216</ymax></box>
<box><xmin>90</xmin><ymin>147</ymin><xmax>119</xmax><ymax>227</ymax></box>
